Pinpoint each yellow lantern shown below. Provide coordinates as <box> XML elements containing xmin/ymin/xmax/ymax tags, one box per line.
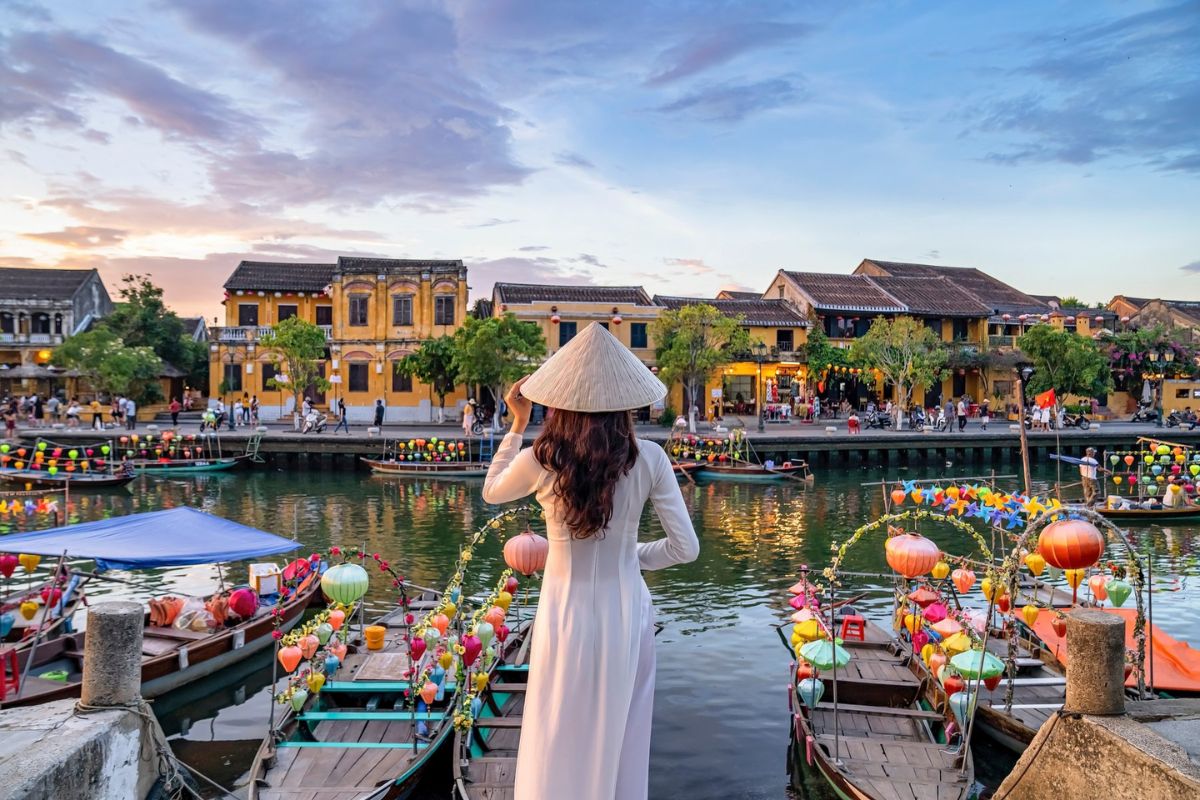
<box><xmin>1022</xmin><ymin>605</ymin><xmax>1040</xmax><ymax>627</ymax></box>
<box><xmin>903</xmin><ymin>613</ymin><xmax>920</xmax><ymax>634</ymax></box>
<box><xmin>18</xmin><ymin>554</ymin><xmax>41</xmax><ymax>574</ymax></box>
<box><xmin>1024</xmin><ymin>552</ymin><xmax>1046</xmax><ymax>577</ymax></box>
<box><xmin>921</xmin><ymin>643</ymin><xmax>935</xmax><ymax>665</ymax></box>
<box><xmin>19</xmin><ymin>600</ymin><xmax>38</xmax><ymax>620</ymax></box>
<box><xmin>438</xmin><ymin>652</ymin><xmax>453</xmax><ymax>670</ymax></box>
<box><xmin>931</xmin><ymin>561</ymin><xmax>950</xmax><ymax>580</ymax></box>
<box><xmin>793</xmin><ymin>619</ymin><xmax>821</xmax><ymax>643</ymax></box>
<box><xmin>943</xmin><ymin>631</ymin><xmax>972</xmax><ymax>656</ymax></box>
<box><xmin>1064</xmin><ymin>568</ymin><xmax>1085</xmax><ymax>589</ymax></box>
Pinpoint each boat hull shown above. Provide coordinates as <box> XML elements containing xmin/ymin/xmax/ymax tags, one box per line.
<box><xmin>1097</xmin><ymin>505</ymin><xmax>1200</xmax><ymax>521</ymax></box>
<box><xmin>699</xmin><ymin>463</ymin><xmax>809</xmax><ymax>482</ymax></box>
<box><xmin>361</xmin><ymin>457</ymin><xmax>489</xmax><ymax>478</ymax></box>
<box><xmin>0</xmin><ymin>471</ymin><xmax>135</xmax><ymax>490</ymax></box>
<box><xmin>131</xmin><ymin>456</ymin><xmax>247</xmax><ymax>475</ymax></box>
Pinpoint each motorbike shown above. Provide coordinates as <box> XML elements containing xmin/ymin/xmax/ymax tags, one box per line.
<box><xmin>909</xmin><ymin>407</ymin><xmax>927</xmax><ymax>429</ymax></box>
<box><xmin>301</xmin><ymin>410</ymin><xmax>328</xmax><ymax>434</ymax></box>
<box><xmin>199</xmin><ymin>410</ymin><xmax>226</xmax><ymax>432</ymax></box>
<box><xmin>1166</xmin><ymin>410</ymin><xmax>1197</xmax><ymax>429</ymax></box>
<box><xmin>1059</xmin><ymin>411</ymin><xmax>1091</xmax><ymax>430</ymax></box>
<box><xmin>863</xmin><ymin>410</ymin><xmax>893</xmax><ymax>430</ymax></box>
<box><xmin>1131</xmin><ymin>402</ymin><xmax>1159</xmax><ymax>423</ymax></box>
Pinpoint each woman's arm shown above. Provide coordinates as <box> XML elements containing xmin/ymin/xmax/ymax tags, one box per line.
<box><xmin>639</xmin><ymin>448</ymin><xmax>700</xmax><ymax>570</ymax></box>
<box><xmin>481</xmin><ymin>432</ymin><xmax>546</xmax><ymax>504</ymax></box>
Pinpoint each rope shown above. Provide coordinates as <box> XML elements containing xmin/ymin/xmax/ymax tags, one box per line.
<box><xmin>73</xmin><ymin>699</ymin><xmax>236</xmax><ymax>799</ymax></box>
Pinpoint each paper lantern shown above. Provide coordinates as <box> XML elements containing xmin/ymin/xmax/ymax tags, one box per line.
<box><xmin>924</xmin><ymin>602</ymin><xmax>947</xmax><ymax>623</ymax></box>
<box><xmin>1038</xmin><ymin>519</ymin><xmax>1104</xmax><ymax>570</ymax></box>
<box><xmin>1107</xmin><ymin>579</ymin><xmax>1132</xmax><ymax>607</ymax></box>
<box><xmin>1024</xmin><ymin>552</ymin><xmax>1046</xmax><ymax>576</ymax></box>
<box><xmin>504</xmin><ymin>529</ymin><xmax>549</xmax><ymax>576</ymax></box>
<box><xmin>328</xmin><ymin>609</ymin><xmax>346</xmax><ymax>631</ymax></box>
<box><xmin>315</xmin><ymin>622</ymin><xmax>334</xmax><ymax>645</ymax></box>
<box><xmin>306</xmin><ymin>672</ymin><xmax>326</xmax><ymax>693</ymax></box>
<box><xmin>797</xmin><ymin>677</ymin><xmax>824</xmax><ymax>708</ymax></box>
<box><xmin>299</xmin><ymin>634</ymin><xmax>320</xmax><ymax>659</ymax></box>
<box><xmin>409</xmin><ymin>637</ymin><xmax>426</xmax><ymax>661</ymax></box>
<box><xmin>951</xmin><ymin>568</ymin><xmax>976</xmax><ymax>594</ymax></box>
<box><xmin>278</xmin><ymin>645</ymin><xmax>302</xmax><ymax>673</ymax></box>
<box><xmin>1022</xmin><ymin>605</ymin><xmax>1040</xmax><ymax>627</ymax></box>
<box><xmin>951</xmin><ymin>649</ymin><xmax>1004</xmax><ymax>679</ymax></box>
<box><xmin>18</xmin><ymin>553</ymin><xmax>40</xmax><ymax>574</ymax></box>
<box><xmin>948</xmin><ymin>691</ymin><xmax>976</xmax><ymax>727</ymax></box>
<box><xmin>1051</xmin><ymin>617</ymin><xmax>1067</xmax><ymax>638</ymax></box>
<box><xmin>0</xmin><ymin>554</ymin><xmax>17</xmax><ymax>578</ymax></box>
<box><xmin>931</xmin><ymin>561</ymin><xmax>950</xmax><ymax>580</ymax></box>
<box><xmin>431</xmin><ymin>613</ymin><xmax>450</xmax><ymax>635</ymax></box>
<box><xmin>484</xmin><ymin>606</ymin><xmax>505</xmax><ymax>628</ymax></box>
<box><xmin>1064</xmin><ymin>568</ymin><xmax>1085</xmax><ymax>589</ymax></box>
<box><xmin>930</xmin><ymin>651</ymin><xmax>948</xmax><ymax>674</ymax></box>
<box><xmin>890</xmin><ymin>488</ymin><xmax>906</xmax><ymax>506</ymax></box>
<box><xmin>799</xmin><ymin>638</ymin><xmax>852</xmax><ymax>670</ymax></box>
<box><xmin>461</xmin><ymin>634</ymin><xmax>482</xmax><ymax>666</ymax></box>
<box><xmin>228</xmin><ymin>587</ymin><xmax>258</xmax><ymax>618</ymax></box>
<box><xmin>495</xmin><ymin>591</ymin><xmax>513</xmax><ymax>611</ymax></box>
<box><xmin>884</xmin><ymin>532</ymin><xmax>940</xmax><ymax>578</ymax></box>
<box><xmin>907</xmin><ymin>586</ymin><xmax>939</xmax><ymax>608</ymax></box>
<box><xmin>290</xmin><ymin>688</ymin><xmax>309</xmax><ymax>711</ymax></box>
<box><xmin>321</xmin><ymin>563</ymin><xmax>370</xmax><ymax>606</ymax></box>
<box><xmin>19</xmin><ymin>600</ymin><xmax>37</xmax><ymax>620</ymax></box>
<box><xmin>476</xmin><ymin>621</ymin><xmax>495</xmax><ymax>649</ymax></box>
<box><xmin>1088</xmin><ymin>574</ymin><xmax>1108</xmax><ymax>601</ymax></box>
<box><xmin>943</xmin><ymin>632</ymin><xmax>972</xmax><ymax>656</ymax></box>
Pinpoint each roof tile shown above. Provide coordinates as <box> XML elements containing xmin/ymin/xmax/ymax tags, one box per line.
<box><xmin>0</xmin><ymin>267</ymin><xmax>99</xmax><ymax>301</ymax></box>
<box><xmin>495</xmin><ymin>283</ymin><xmax>653</xmax><ymax>306</ymax></box>
<box><xmin>780</xmin><ymin>271</ymin><xmax>905</xmax><ymax>313</ymax></box>
<box><xmin>653</xmin><ymin>295</ymin><xmax>808</xmax><ymax>327</ymax></box>
<box><xmin>224</xmin><ymin>261</ymin><xmax>337</xmax><ymax>292</ymax></box>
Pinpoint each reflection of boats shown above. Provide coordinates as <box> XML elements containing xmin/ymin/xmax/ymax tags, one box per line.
<box><xmin>453</xmin><ymin>619</ymin><xmax>533</xmax><ymax>799</ymax></box>
<box><xmin>0</xmin><ymin>468</ymin><xmax>135</xmax><ymax>490</ymax></box>
<box><xmin>248</xmin><ymin>603</ymin><xmax>452</xmax><ymax>800</ymax></box>
<box><xmin>0</xmin><ymin>507</ymin><xmax>312</xmax><ymax>709</ymax></box>
<box><xmin>361</xmin><ymin>437</ymin><xmax>491</xmax><ymax>479</ymax></box>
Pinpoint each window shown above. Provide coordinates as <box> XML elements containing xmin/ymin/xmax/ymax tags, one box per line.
<box><xmin>630</xmin><ymin>322</ymin><xmax>648</xmax><ymax>349</ymax></box>
<box><xmin>222</xmin><ymin>363</ymin><xmax>243</xmax><ymax>392</ymax></box>
<box><xmin>31</xmin><ymin>313</ymin><xmax>51</xmax><ymax>334</ymax></box>
<box><xmin>392</xmin><ymin>294</ymin><xmax>414</xmax><ymax>326</ymax></box>
<box><xmin>559</xmin><ymin>321</ymin><xmax>578</xmax><ymax>346</ymax></box>
<box><xmin>392</xmin><ymin>367</ymin><xmax>413</xmax><ymax>392</ymax></box>
<box><xmin>776</xmin><ymin>329</ymin><xmax>794</xmax><ymax>351</ymax></box>
<box><xmin>277</xmin><ymin>305</ymin><xmax>298</xmax><ymax>322</ymax></box>
<box><xmin>925</xmin><ymin>318</ymin><xmax>943</xmax><ymax>337</ymax></box>
<box><xmin>348</xmin><ymin>363</ymin><xmax>369</xmax><ymax>392</ymax></box>
<box><xmin>54</xmin><ymin>314</ymin><xmax>63</xmax><ymax>334</ymax></box>
<box><xmin>261</xmin><ymin>363</ymin><xmax>277</xmax><ymax>390</ymax></box>
<box><xmin>952</xmin><ymin>318</ymin><xmax>970</xmax><ymax>341</ymax></box>
<box><xmin>238</xmin><ymin>304</ymin><xmax>259</xmax><ymax>326</ymax></box>
<box><xmin>315</xmin><ymin>305</ymin><xmax>333</xmax><ymax>326</ymax></box>
<box><xmin>1177</xmin><ymin>388</ymin><xmax>1190</xmax><ymax>400</ymax></box>
<box><xmin>348</xmin><ymin>295</ymin><xmax>369</xmax><ymax>327</ymax></box>
<box><xmin>434</xmin><ymin>296</ymin><xmax>455</xmax><ymax>325</ymax></box>
<box><xmin>0</xmin><ymin>313</ymin><xmax>12</xmax><ymax>334</ymax></box>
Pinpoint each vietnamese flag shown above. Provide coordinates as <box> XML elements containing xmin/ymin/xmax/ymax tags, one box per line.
<box><xmin>1035</xmin><ymin>388</ymin><xmax>1057</xmax><ymax>409</ymax></box>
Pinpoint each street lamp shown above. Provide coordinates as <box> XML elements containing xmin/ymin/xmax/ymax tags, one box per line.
<box><xmin>753</xmin><ymin>341</ymin><xmax>767</xmax><ymax>432</ymax></box>
<box><xmin>1015</xmin><ymin>362</ymin><xmax>1035</xmax><ymax>496</ymax></box>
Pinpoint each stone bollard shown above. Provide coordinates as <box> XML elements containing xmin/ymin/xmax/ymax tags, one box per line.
<box><xmin>81</xmin><ymin>601</ymin><xmax>144</xmax><ymax>707</ymax></box>
<box><xmin>1064</xmin><ymin>608</ymin><xmax>1126</xmax><ymax>715</ymax></box>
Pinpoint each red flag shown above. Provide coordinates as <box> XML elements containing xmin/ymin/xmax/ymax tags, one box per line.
<box><xmin>1035</xmin><ymin>389</ymin><xmax>1056</xmax><ymax>409</ymax></box>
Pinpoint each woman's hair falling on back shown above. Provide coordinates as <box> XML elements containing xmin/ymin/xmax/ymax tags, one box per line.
<box><xmin>533</xmin><ymin>409</ymin><xmax>638</xmax><ymax>539</ymax></box>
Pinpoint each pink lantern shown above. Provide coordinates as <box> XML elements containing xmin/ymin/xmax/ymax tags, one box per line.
<box><xmin>409</xmin><ymin>637</ymin><xmax>427</xmax><ymax>660</ymax></box>
<box><xmin>228</xmin><ymin>587</ymin><xmax>258</xmax><ymax>618</ymax></box>
<box><xmin>923</xmin><ymin>602</ymin><xmax>948</xmax><ymax>623</ymax></box>
<box><xmin>496</xmin><ymin>624</ymin><xmax>510</xmax><ymax>644</ymax></box>
<box><xmin>911</xmin><ymin>630</ymin><xmax>930</xmax><ymax>651</ymax></box>
<box><xmin>462</xmin><ymin>634</ymin><xmax>483</xmax><ymax>667</ymax></box>
<box><xmin>504</xmin><ymin>530</ymin><xmax>549</xmax><ymax>576</ymax></box>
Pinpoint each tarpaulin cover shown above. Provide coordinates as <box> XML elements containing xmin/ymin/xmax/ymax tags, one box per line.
<box><xmin>0</xmin><ymin>506</ymin><xmax>300</xmax><ymax>571</ymax></box>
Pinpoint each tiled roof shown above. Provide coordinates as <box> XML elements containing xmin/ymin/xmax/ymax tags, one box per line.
<box><xmin>0</xmin><ymin>267</ymin><xmax>98</xmax><ymax>301</ymax></box>
<box><xmin>224</xmin><ymin>261</ymin><xmax>336</xmax><ymax>292</ymax></box>
<box><xmin>494</xmin><ymin>283</ymin><xmax>654</xmax><ymax>306</ymax></box>
<box><xmin>866</xmin><ymin>276</ymin><xmax>993</xmax><ymax>317</ymax></box>
<box><xmin>779</xmin><ymin>271</ymin><xmax>905</xmax><ymax>313</ymax></box>
<box><xmin>855</xmin><ymin>259</ymin><xmax>1048</xmax><ymax>314</ymax></box>
<box><xmin>716</xmin><ymin>290</ymin><xmax>763</xmax><ymax>300</ymax></box>
<box><xmin>336</xmin><ymin>257</ymin><xmax>463</xmax><ymax>274</ymax></box>
<box><xmin>652</xmin><ymin>295</ymin><xmax>808</xmax><ymax>327</ymax></box>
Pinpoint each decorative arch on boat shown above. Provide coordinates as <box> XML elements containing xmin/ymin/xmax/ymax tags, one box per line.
<box><xmin>825</xmin><ymin>510</ymin><xmax>996</xmax><ymax>585</ymax></box>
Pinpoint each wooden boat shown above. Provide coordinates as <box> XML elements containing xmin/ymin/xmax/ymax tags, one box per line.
<box><xmin>128</xmin><ymin>454</ymin><xmax>250</xmax><ymax>475</ymax></box>
<box><xmin>0</xmin><ymin>468</ymin><xmax>135</xmax><ymax>490</ymax></box>
<box><xmin>453</xmin><ymin>614</ymin><xmax>535</xmax><ymax>799</ymax></box>
<box><xmin>671</xmin><ymin>460</ymin><xmax>706</xmax><ymax>479</ymax></box>
<box><xmin>361</xmin><ymin>457</ymin><xmax>490</xmax><ymax>478</ymax></box>
<box><xmin>249</xmin><ymin>604</ymin><xmax>456</xmax><ymax>800</ymax></box>
<box><xmin>1096</xmin><ymin>504</ymin><xmax>1200</xmax><ymax>521</ymax></box>
<box><xmin>788</xmin><ymin>617</ymin><xmax>975</xmax><ymax>800</ymax></box>
<box><xmin>699</xmin><ymin>459</ymin><xmax>812</xmax><ymax>483</ymax></box>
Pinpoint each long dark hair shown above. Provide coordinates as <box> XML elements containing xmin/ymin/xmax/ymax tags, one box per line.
<box><xmin>533</xmin><ymin>409</ymin><xmax>638</xmax><ymax>539</ymax></box>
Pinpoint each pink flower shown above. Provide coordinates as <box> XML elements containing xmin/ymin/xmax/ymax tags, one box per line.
<box><xmin>330</xmin><ymin>546</ymin><xmax>341</xmax><ymax>556</ymax></box>
<box><xmin>372</xmin><ymin>552</ymin><xmax>381</xmax><ymax>561</ymax></box>
<box><xmin>391</xmin><ymin>578</ymin><xmax>400</xmax><ymax>587</ymax></box>
<box><xmin>272</xmin><ymin>631</ymin><xmax>283</xmax><ymax>640</ymax></box>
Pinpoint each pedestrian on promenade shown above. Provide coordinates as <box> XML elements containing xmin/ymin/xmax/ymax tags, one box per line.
<box><xmin>125</xmin><ymin>396</ymin><xmax>137</xmax><ymax>430</ymax></box>
<box><xmin>233</xmin><ymin>398</ymin><xmax>243</xmax><ymax>427</ymax></box>
<box><xmin>956</xmin><ymin>397</ymin><xmax>968</xmax><ymax>432</ymax></box>
<box><xmin>482</xmin><ymin>323</ymin><xmax>697</xmax><ymax>800</ymax></box>
<box><xmin>66</xmin><ymin>398</ymin><xmax>80</xmax><ymax>428</ymax></box>
<box><xmin>90</xmin><ymin>397</ymin><xmax>102</xmax><ymax>430</ymax></box>
<box><xmin>334</xmin><ymin>398</ymin><xmax>350</xmax><ymax>434</ymax></box>
<box><xmin>33</xmin><ymin>394</ymin><xmax>44</xmax><ymax>428</ymax></box>
<box><xmin>169</xmin><ymin>397</ymin><xmax>181</xmax><ymax>428</ymax></box>
<box><xmin>241</xmin><ymin>392</ymin><xmax>251</xmax><ymax>424</ymax></box>
<box><xmin>228</xmin><ymin>399</ymin><xmax>237</xmax><ymax>431</ymax></box>
<box><xmin>461</xmin><ymin>401</ymin><xmax>474</xmax><ymax>438</ymax></box>
<box><xmin>979</xmin><ymin>399</ymin><xmax>990</xmax><ymax>431</ymax></box>
<box><xmin>373</xmin><ymin>399</ymin><xmax>385</xmax><ymax>428</ymax></box>
<box><xmin>251</xmin><ymin>395</ymin><xmax>259</xmax><ymax>425</ymax></box>
<box><xmin>4</xmin><ymin>403</ymin><xmax>15</xmax><ymax>441</ymax></box>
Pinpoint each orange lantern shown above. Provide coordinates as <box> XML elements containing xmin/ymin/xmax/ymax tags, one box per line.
<box><xmin>890</xmin><ymin>488</ymin><xmax>906</xmax><ymax>506</ymax></box>
<box><xmin>1038</xmin><ymin>518</ymin><xmax>1104</xmax><ymax>570</ymax></box>
<box><xmin>951</xmin><ymin>568</ymin><xmax>976</xmax><ymax>594</ymax></box>
<box><xmin>884</xmin><ymin>531</ymin><xmax>940</xmax><ymax>578</ymax></box>
<box><xmin>278</xmin><ymin>645</ymin><xmax>303</xmax><ymax>673</ymax></box>
<box><xmin>1088</xmin><ymin>574</ymin><xmax>1109</xmax><ymax>601</ymax></box>
<box><xmin>503</xmin><ymin>529</ymin><xmax>549</xmax><ymax>576</ymax></box>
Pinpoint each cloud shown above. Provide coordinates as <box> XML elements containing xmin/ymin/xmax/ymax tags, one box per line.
<box><xmin>924</xmin><ymin>249</ymin><xmax>942</xmax><ymax>260</ymax></box>
<box><xmin>0</xmin><ymin>29</ymin><xmax>259</xmax><ymax>143</ymax></box>
<box><xmin>966</xmin><ymin>2</ymin><xmax>1200</xmax><ymax>172</ymax></box>
<box><xmin>168</xmin><ymin>1</ymin><xmax>530</xmax><ymax>206</ymax></box>
<box><xmin>573</xmin><ymin>253</ymin><xmax>606</xmax><ymax>268</ymax></box>
<box><xmin>518</xmin><ymin>245</ymin><xmax>550</xmax><ymax>252</ymax></box>
<box><xmin>654</xmin><ymin>78</ymin><xmax>802</xmax><ymax>122</ymax></box>
<box><xmin>24</xmin><ymin>225</ymin><xmax>128</xmax><ymax>248</ymax></box>
<box><xmin>554</xmin><ymin>151</ymin><xmax>594</xmax><ymax>169</ymax></box>
<box><xmin>466</xmin><ymin>256</ymin><xmax>593</xmax><ymax>299</ymax></box>
<box><xmin>248</xmin><ymin>242</ymin><xmax>391</xmax><ymax>261</ymax></box>
<box><xmin>663</xmin><ymin>257</ymin><xmax>740</xmax><ymax>284</ymax></box>
<box><xmin>468</xmin><ymin>218</ymin><xmax>517</xmax><ymax>228</ymax></box>
<box><xmin>1180</xmin><ymin>260</ymin><xmax>1200</xmax><ymax>273</ymax></box>
<box><xmin>645</xmin><ymin>22</ymin><xmax>811</xmax><ymax>86</ymax></box>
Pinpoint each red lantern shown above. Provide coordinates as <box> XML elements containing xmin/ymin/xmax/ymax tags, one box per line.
<box><xmin>890</xmin><ymin>488</ymin><xmax>906</xmax><ymax>506</ymax></box>
<box><xmin>884</xmin><ymin>532</ymin><xmax>940</xmax><ymax>578</ymax></box>
<box><xmin>907</xmin><ymin>586</ymin><xmax>939</xmax><ymax>608</ymax></box>
<box><xmin>503</xmin><ymin>529</ymin><xmax>549</xmax><ymax>576</ymax></box>
<box><xmin>550</xmin><ymin>314</ymin><xmax>561</xmax><ymax>324</ymax></box>
<box><xmin>1037</xmin><ymin>519</ymin><xmax>1104</xmax><ymax>570</ymax></box>
<box><xmin>228</xmin><ymin>587</ymin><xmax>258</xmax><ymax>618</ymax></box>
<box><xmin>1051</xmin><ymin>617</ymin><xmax>1067</xmax><ymax>638</ymax></box>
<box><xmin>943</xmin><ymin>673</ymin><xmax>966</xmax><ymax>697</ymax></box>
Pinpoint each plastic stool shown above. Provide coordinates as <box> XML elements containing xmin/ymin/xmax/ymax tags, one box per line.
<box><xmin>0</xmin><ymin>649</ymin><xmax>19</xmax><ymax>700</ymax></box>
<box><xmin>839</xmin><ymin>615</ymin><xmax>866</xmax><ymax>642</ymax></box>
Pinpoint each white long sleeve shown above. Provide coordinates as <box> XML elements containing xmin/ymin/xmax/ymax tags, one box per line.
<box><xmin>637</xmin><ymin>447</ymin><xmax>700</xmax><ymax>570</ymax></box>
<box><xmin>482</xmin><ymin>432</ymin><xmax>546</xmax><ymax>504</ymax></box>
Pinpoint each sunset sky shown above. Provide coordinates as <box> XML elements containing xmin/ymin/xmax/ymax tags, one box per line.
<box><xmin>2</xmin><ymin>1</ymin><xmax>1197</xmax><ymax>321</ymax></box>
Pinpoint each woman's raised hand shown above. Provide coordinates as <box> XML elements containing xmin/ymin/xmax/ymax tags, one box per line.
<box><xmin>506</xmin><ymin>375</ymin><xmax>533</xmax><ymax>433</ymax></box>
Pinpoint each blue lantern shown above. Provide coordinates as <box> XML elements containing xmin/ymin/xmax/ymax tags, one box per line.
<box><xmin>797</xmin><ymin>677</ymin><xmax>825</xmax><ymax>709</ymax></box>
<box><xmin>324</xmin><ymin>655</ymin><xmax>340</xmax><ymax>676</ymax></box>
<box><xmin>948</xmin><ymin>691</ymin><xmax>976</xmax><ymax>727</ymax></box>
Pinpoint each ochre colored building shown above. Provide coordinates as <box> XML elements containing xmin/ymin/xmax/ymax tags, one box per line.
<box><xmin>210</xmin><ymin>257</ymin><xmax>469</xmax><ymax>422</ymax></box>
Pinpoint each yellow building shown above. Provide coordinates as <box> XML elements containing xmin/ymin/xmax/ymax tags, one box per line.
<box><xmin>652</xmin><ymin>295</ymin><xmax>809</xmax><ymax>418</ymax></box>
<box><xmin>211</xmin><ymin>257</ymin><xmax>469</xmax><ymax>422</ymax></box>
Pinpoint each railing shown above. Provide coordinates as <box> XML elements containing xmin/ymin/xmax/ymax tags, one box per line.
<box><xmin>0</xmin><ymin>333</ymin><xmax>63</xmax><ymax>345</ymax></box>
<box><xmin>988</xmin><ymin>335</ymin><xmax>1020</xmax><ymax>349</ymax></box>
<box><xmin>0</xmin><ymin>333</ymin><xmax>13</xmax><ymax>343</ymax></box>
<box><xmin>216</xmin><ymin>325</ymin><xmax>334</xmax><ymax>343</ymax></box>
<box><xmin>318</xmin><ymin>325</ymin><xmax>333</xmax><ymax>339</ymax></box>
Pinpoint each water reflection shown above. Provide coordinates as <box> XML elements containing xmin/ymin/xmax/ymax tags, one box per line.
<box><xmin>1</xmin><ymin>464</ymin><xmax>1197</xmax><ymax>799</ymax></box>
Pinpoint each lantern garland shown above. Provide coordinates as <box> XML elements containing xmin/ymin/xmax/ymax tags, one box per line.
<box><xmin>387</xmin><ymin>437</ymin><xmax>474</xmax><ymax>463</ymax></box>
<box><xmin>885</xmin><ymin>480</ymin><xmax>1062</xmax><ymax>529</ymax></box>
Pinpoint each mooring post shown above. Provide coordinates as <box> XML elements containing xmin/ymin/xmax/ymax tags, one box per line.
<box><xmin>1064</xmin><ymin>608</ymin><xmax>1126</xmax><ymax>716</ymax></box>
<box><xmin>81</xmin><ymin>600</ymin><xmax>144</xmax><ymax>707</ymax></box>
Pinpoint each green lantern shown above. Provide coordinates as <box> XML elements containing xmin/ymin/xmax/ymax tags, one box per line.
<box><xmin>36</xmin><ymin>441</ymin><xmax>46</xmax><ymax>451</ymax></box>
<box><xmin>799</xmin><ymin>638</ymin><xmax>851</xmax><ymax>671</ymax></box>
<box><xmin>315</xmin><ymin>622</ymin><xmax>334</xmax><ymax>645</ymax></box>
<box><xmin>950</xmin><ymin>648</ymin><xmax>1004</xmax><ymax>680</ymax></box>
<box><xmin>1107</xmin><ymin>579</ymin><xmax>1132</xmax><ymax>607</ymax></box>
<box><xmin>320</xmin><ymin>563</ymin><xmax>369</xmax><ymax>606</ymax></box>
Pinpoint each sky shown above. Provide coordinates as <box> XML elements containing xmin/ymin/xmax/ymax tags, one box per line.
<box><xmin>1</xmin><ymin>0</ymin><xmax>1198</xmax><ymax>321</ymax></box>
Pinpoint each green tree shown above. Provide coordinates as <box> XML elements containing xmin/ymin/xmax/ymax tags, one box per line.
<box><xmin>101</xmin><ymin>275</ymin><xmax>207</xmax><ymax>386</ymax></box>
<box><xmin>452</xmin><ymin>314</ymin><xmax>546</xmax><ymax>428</ymax></box>
<box><xmin>1017</xmin><ymin>324</ymin><xmax>1111</xmax><ymax>400</ymax></box>
<box><xmin>54</xmin><ymin>328</ymin><xmax>164</xmax><ymax>403</ymax></box>
<box><xmin>258</xmin><ymin>317</ymin><xmax>331</xmax><ymax>418</ymax></box>
<box><xmin>849</xmin><ymin>316</ymin><xmax>947</xmax><ymax>428</ymax></box>
<box><xmin>652</xmin><ymin>303</ymin><xmax>752</xmax><ymax>432</ymax></box>
<box><xmin>397</xmin><ymin>336</ymin><xmax>459</xmax><ymax>423</ymax></box>
<box><xmin>1057</xmin><ymin>296</ymin><xmax>1086</xmax><ymax>308</ymax></box>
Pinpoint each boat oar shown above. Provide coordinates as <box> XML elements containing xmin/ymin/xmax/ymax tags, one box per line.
<box><xmin>672</xmin><ymin>459</ymin><xmax>697</xmax><ymax>486</ymax></box>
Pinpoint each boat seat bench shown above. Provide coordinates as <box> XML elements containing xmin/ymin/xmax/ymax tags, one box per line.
<box><xmin>814</xmin><ymin>703</ymin><xmax>943</xmax><ymax>720</ymax></box>
<box><xmin>299</xmin><ymin>711</ymin><xmax>445</xmax><ymax>722</ymax></box>
<box><xmin>275</xmin><ymin>740</ymin><xmax>432</xmax><ymax>749</ymax></box>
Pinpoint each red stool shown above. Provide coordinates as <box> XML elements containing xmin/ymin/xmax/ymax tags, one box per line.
<box><xmin>839</xmin><ymin>615</ymin><xmax>866</xmax><ymax>642</ymax></box>
<box><xmin>0</xmin><ymin>649</ymin><xmax>19</xmax><ymax>701</ymax></box>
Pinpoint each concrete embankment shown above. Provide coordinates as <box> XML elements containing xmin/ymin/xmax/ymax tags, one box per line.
<box><xmin>995</xmin><ymin>610</ymin><xmax>1200</xmax><ymax>799</ymax></box>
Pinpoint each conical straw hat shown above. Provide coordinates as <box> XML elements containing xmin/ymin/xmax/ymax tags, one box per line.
<box><xmin>520</xmin><ymin>322</ymin><xmax>667</xmax><ymax>412</ymax></box>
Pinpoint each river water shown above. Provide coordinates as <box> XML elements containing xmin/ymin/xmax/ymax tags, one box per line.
<box><xmin>3</xmin><ymin>463</ymin><xmax>1198</xmax><ymax>799</ymax></box>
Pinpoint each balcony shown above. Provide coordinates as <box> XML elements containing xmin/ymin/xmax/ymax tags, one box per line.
<box><xmin>989</xmin><ymin>335</ymin><xmax>1020</xmax><ymax>349</ymax></box>
<box><xmin>215</xmin><ymin>325</ymin><xmax>333</xmax><ymax>343</ymax></box>
<box><xmin>0</xmin><ymin>333</ymin><xmax>63</xmax><ymax>345</ymax></box>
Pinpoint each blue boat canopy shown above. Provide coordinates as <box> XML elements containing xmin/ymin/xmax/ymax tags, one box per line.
<box><xmin>0</xmin><ymin>507</ymin><xmax>300</xmax><ymax>571</ymax></box>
